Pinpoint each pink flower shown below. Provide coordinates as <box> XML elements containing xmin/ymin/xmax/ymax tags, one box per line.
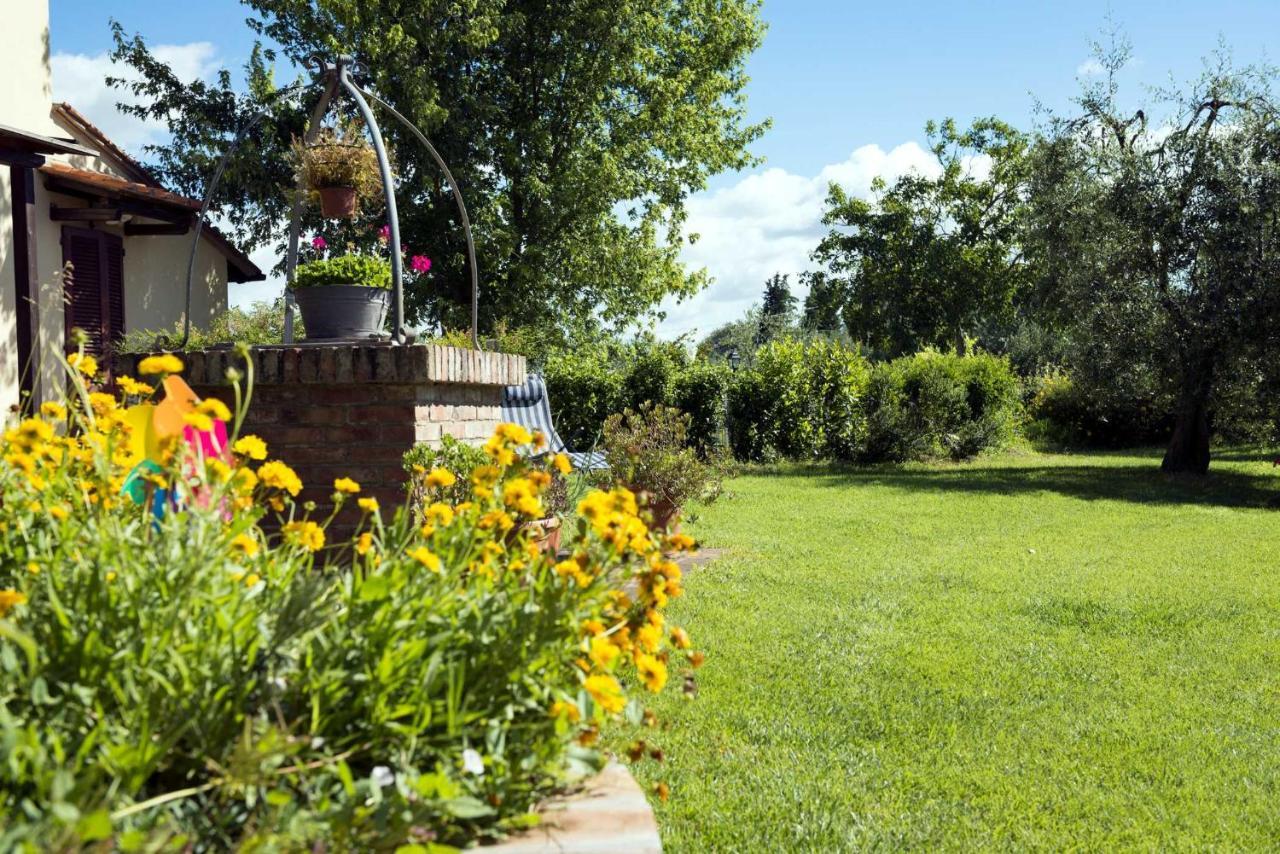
<box><xmin>311</xmin><ymin>236</ymin><xmax>327</xmax><ymax>251</ymax></box>
<box><xmin>410</xmin><ymin>255</ymin><xmax>432</xmax><ymax>274</ymax></box>
<box><xmin>378</xmin><ymin>224</ymin><xmax>390</xmax><ymax>242</ymax></box>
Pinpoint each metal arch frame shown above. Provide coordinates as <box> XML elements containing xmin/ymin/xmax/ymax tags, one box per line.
<box><xmin>168</xmin><ymin>55</ymin><xmax>481</xmax><ymax>351</ymax></box>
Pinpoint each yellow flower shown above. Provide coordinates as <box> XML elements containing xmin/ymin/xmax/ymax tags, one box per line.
<box><xmin>88</xmin><ymin>392</ymin><xmax>117</xmax><ymax>417</ymax></box>
<box><xmin>584</xmin><ymin>674</ymin><xmax>626</xmax><ymax>714</ymax></box>
<box><xmin>478</xmin><ymin>509</ymin><xmax>515</xmax><ymax>533</ymax></box>
<box><xmin>183</xmin><ymin>411</ymin><xmax>214</xmax><ymax>432</ymax></box>
<box><xmin>196</xmin><ymin>398</ymin><xmax>232</xmax><ymax>422</ymax></box>
<box><xmin>589</xmin><ymin>636</ymin><xmax>621</xmax><ymax>670</ymax></box>
<box><xmin>116</xmin><ymin>375</ymin><xmax>154</xmax><ymax>396</ymax></box>
<box><xmin>243</xmin><ymin>573</ymin><xmax>261</xmax><ymax>587</ymax></box>
<box><xmin>357</xmin><ymin>497</ymin><xmax>379</xmax><ymax>513</ymax></box>
<box><xmin>636</xmin><ymin>621</ymin><xmax>662</xmax><ymax>653</ymax></box>
<box><xmin>26</xmin><ymin>562</ymin><xmax>39</xmax><ymax>576</ymax></box>
<box><xmin>68</xmin><ymin>352</ymin><xmax>98</xmax><ymax>377</ymax></box>
<box><xmin>552</xmin><ymin>453</ymin><xmax>572</xmax><ymax>476</ymax></box>
<box><xmin>259</xmin><ymin>460</ymin><xmax>302</xmax><ymax>496</ymax></box>
<box><xmin>550</xmin><ymin>700</ymin><xmax>581</xmax><ymax>723</ymax></box>
<box><xmin>484</xmin><ymin>435</ymin><xmax>517</xmax><ymax>466</ymax></box>
<box><xmin>283</xmin><ymin>520</ymin><xmax>325</xmax><ymax>552</ymax></box>
<box><xmin>670</xmin><ymin>626</ymin><xmax>692</xmax><ymax>650</ymax></box>
<box><xmin>425</xmin><ymin>467</ymin><xmax>456</xmax><ymax>489</ymax></box>
<box><xmin>495</xmin><ymin>422</ymin><xmax>532</xmax><ymax>445</ymax></box>
<box><xmin>232</xmin><ymin>466</ymin><xmax>258</xmax><ymax>495</ymax></box>
<box><xmin>0</xmin><ymin>589</ymin><xmax>28</xmax><ymax>617</ymax></box>
<box><xmin>355</xmin><ymin>532</ymin><xmax>374</xmax><ymax>556</ymax></box>
<box><xmin>105</xmin><ymin>571</ymin><xmax>117</xmax><ymax>583</ymax></box>
<box><xmin>635</xmin><ymin>653</ymin><xmax>668</xmax><ymax>693</ymax></box>
<box><xmin>49</xmin><ymin>505</ymin><xmax>69</xmax><ymax>522</ymax></box>
<box><xmin>409</xmin><ymin>546</ymin><xmax>441</xmax><ymax>572</ymax></box>
<box><xmin>232</xmin><ymin>435</ymin><xmax>268</xmax><ymax>460</ymax></box>
<box><xmin>40</xmin><ymin>401</ymin><xmax>67</xmax><ymax>420</ymax></box>
<box><xmin>471</xmin><ymin>465</ymin><xmax>500</xmax><ymax>489</ymax></box>
<box><xmin>425</xmin><ymin>502</ymin><xmax>454</xmax><ymax>526</ymax></box>
<box><xmin>334</xmin><ymin>477</ymin><xmax>361</xmax><ymax>494</ymax></box>
<box><xmin>502</xmin><ymin>477</ymin><xmax>544</xmax><ymax>518</ymax></box>
<box><xmin>137</xmin><ymin>354</ymin><xmax>184</xmax><ymax>375</ymax></box>
<box><xmin>231</xmin><ymin>533</ymin><xmax>259</xmax><ymax>557</ymax></box>
<box><xmin>532</xmin><ymin>430</ymin><xmax>548</xmax><ymax>451</ymax></box>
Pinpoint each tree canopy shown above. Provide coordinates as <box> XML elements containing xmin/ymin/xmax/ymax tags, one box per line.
<box><xmin>108</xmin><ymin>0</ymin><xmax>768</xmax><ymax>335</ymax></box>
<box><xmin>1025</xmin><ymin>36</ymin><xmax>1280</xmax><ymax>472</ymax></box>
<box><xmin>813</xmin><ymin>117</ymin><xmax>1030</xmax><ymax>357</ymax></box>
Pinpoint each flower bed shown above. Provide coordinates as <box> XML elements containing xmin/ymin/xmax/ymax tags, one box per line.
<box><xmin>0</xmin><ymin>349</ymin><xmax>697</xmax><ymax>849</ymax></box>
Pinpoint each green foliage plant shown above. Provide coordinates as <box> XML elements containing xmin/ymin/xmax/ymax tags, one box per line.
<box><xmin>292</xmin><ymin>254</ymin><xmax>392</xmax><ymax>289</ymax></box>
<box><xmin>600</xmin><ymin>404</ymin><xmax>724</xmax><ymax>522</ymax></box>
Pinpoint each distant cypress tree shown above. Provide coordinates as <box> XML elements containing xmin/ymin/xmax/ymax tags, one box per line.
<box><xmin>761</xmin><ymin>273</ymin><xmax>797</xmax><ymax>321</ymax></box>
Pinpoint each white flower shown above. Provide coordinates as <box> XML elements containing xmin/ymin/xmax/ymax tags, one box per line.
<box><xmin>311</xmin><ymin>736</ymin><xmax>325</xmax><ymax>749</ymax></box>
<box><xmin>462</xmin><ymin>748</ymin><xmax>485</xmax><ymax>776</ymax></box>
<box><xmin>370</xmin><ymin>765</ymin><xmax>395</xmax><ymax>788</ymax></box>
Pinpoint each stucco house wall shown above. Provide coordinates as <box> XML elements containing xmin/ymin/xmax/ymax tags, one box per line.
<box><xmin>1</xmin><ymin>0</ymin><xmax>254</xmax><ymax>411</ymax></box>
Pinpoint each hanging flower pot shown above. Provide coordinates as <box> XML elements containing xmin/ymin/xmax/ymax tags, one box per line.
<box><xmin>292</xmin><ymin>125</ymin><xmax>385</xmax><ymax>221</ymax></box>
<box><xmin>317</xmin><ymin>186</ymin><xmax>358</xmax><ymax>218</ymax></box>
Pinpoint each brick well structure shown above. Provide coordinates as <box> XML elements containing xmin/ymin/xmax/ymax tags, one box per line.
<box><xmin>118</xmin><ymin>343</ymin><xmax>527</xmax><ymax>535</ymax></box>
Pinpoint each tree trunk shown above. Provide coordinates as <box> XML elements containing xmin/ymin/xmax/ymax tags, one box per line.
<box><xmin>1161</xmin><ymin>390</ymin><xmax>1211</xmax><ymax>474</ymax></box>
<box><xmin>953</xmin><ymin>326</ymin><xmax>968</xmax><ymax>357</ymax></box>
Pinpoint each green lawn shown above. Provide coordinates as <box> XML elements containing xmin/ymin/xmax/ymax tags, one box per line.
<box><xmin>616</xmin><ymin>447</ymin><xmax>1280</xmax><ymax>851</ymax></box>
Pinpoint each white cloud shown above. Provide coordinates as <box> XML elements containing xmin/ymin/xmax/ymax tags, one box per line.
<box><xmin>655</xmin><ymin>141</ymin><xmax>939</xmax><ymax>340</ymax></box>
<box><xmin>51</xmin><ymin>42</ymin><xmax>220</xmax><ymax>152</ymax></box>
<box><xmin>1076</xmin><ymin>58</ymin><xmax>1104</xmax><ymax>77</ymax></box>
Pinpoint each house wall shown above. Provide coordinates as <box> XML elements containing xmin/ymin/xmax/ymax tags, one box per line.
<box><xmin>28</xmin><ymin>182</ymin><xmax>229</xmax><ymax>397</ymax></box>
<box><xmin>0</xmin><ymin>0</ymin><xmax>54</xmax><ymax>408</ymax></box>
<box><xmin>0</xmin><ymin>0</ymin><xmax>57</xmax><ymax>135</ymax></box>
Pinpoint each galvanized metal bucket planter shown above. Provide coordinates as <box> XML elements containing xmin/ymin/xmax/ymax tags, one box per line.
<box><xmin>293</xmin><ymin>285</ymin><xmax>389</xmax><ymax>340</ymax></box>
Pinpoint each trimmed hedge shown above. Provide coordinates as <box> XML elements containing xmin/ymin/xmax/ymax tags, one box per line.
<box><xmin>544</xmin><ymin>338</ymin><xmax>1022</xmax><ymax>465</ymax></box>
<box><xmin>727</xmin><ymin>342</ymin><xmax>1021</xmax><ymax>463</ymax></box>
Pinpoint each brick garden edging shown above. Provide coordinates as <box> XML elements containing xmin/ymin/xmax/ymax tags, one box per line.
<box><xmin>487</xmin><ymin>762</ymin><xmax>662</xmax><ymax>853</ymax></box>
<box><xmin>117</xmin><ymin>343</ymin><xmax>526</xmax><ymax>535</ymax></box>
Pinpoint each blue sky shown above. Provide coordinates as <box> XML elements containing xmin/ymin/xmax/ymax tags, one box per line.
<box><xmin>49</xmin><ymin>0</ymin><xmax>1280</xmax><ymax>338</ymax></box>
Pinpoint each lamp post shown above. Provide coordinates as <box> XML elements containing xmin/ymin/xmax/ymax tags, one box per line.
<box><xmin>727</xmin><ymin>348</ymin><xmax>741</xmax><ymax>371</ymax></box>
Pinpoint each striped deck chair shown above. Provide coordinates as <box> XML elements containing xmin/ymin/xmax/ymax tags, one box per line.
<box><xmin>501</xmin><ymin>373</ymin><xmax>608</xmax><ymax>471</ymax></box>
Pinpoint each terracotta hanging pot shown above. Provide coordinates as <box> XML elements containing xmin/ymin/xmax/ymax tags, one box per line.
<box><xmin>317</xmin><ymin>186</ymin><xmax>358</xmax><ymax>219</ymax></box>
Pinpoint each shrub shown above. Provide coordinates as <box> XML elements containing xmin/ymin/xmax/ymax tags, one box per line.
<box><xmin>403</xmin><ymin>433</ymin><xmax>490</xmax><ymax>506</ymax></box>
<box><xmin>0</xmin><ymin>353</ymin><xmax>699</xmax><ymax>849</ymax></box>
<box><xmin>293</xmin><ymin>254</ymin><xmax>392</xmax><ymax>289</ymax></box>
<box><xmin>670</xmin><ymin>360</ymin><xmax>732</xmax><ymax>457</ymax></box>
<box><xmin>1025</xmin><ymin>369</ymin><xmax>1172</xmax><ymax>448</ymax></box>
<box><xmin>864</xmin><ymin>350</ymin><xmax>1022</xmax><ymax>461</ymax></box>
<box><xmin>599</xmin><ymin>404</ymin><xmax>724</xmax><ymax>527</ymax></box>
<box><xmin>725</xmin><ymin>338</ymin><xmax>871</xmax><ymax>462</ymax></box>
<box><xmin>118</xmin><ymin>300</ymin><xmax>302</xmax><ymax>353</ymax></box>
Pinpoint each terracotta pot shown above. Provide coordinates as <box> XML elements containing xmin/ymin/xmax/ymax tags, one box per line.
<box><xmin>639</xmin><ymin>492</ymin><xmax>681</xmax><ymax>533</ymax></box>
<box><xmin>518</xmin><ymin>517</ymin><xmax>563</xmax><ymax>554</ymax></box>
<box><xmin>317</xmin><ymin>186</ymin><xmax>358</xmax><ymax>218</ymax></box>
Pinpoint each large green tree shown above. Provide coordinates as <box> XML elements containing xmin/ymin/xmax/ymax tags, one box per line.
<box><xmin>813</xmin><ymin>118</ymin><xmax>1030</xmax><ymax>357</ymax></box>
<box><xmin>108</xmin><ymin>0</ymin><xmax>767</xmax><ymax>334</ymax></box>
<box><xmin>1025</xmin><ymin>38</ymin><xmax>1280</xmax><ymax>473</ymax></box>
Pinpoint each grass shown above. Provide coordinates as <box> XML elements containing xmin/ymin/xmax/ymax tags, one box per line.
<box><xmin>613</xmin><ymin>446</ymin><xmax>1280</xmax><ymax>851</ymax></box>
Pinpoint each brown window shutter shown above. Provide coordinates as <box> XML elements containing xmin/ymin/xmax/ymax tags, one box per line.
<box><xmin>62</xmin><ymin>226</ymin><xmax>105</xmax><ymax>356</ymax></box>
<box><xmin>61</xmin><ymin>227</ymin><xmax>125</xmax><ymax>362</ymax></box>
<box><xmin>104</xmin><ymin>232</ymin><xmax>125</xmax><ymax>346</ymax></box>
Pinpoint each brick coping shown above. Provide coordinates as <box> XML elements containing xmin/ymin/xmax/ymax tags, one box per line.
<box><xmin>117</xmin><ymin>343</ymin><xmax>526</xmax><ymax>388</ymax></box>
<box><xmin>486</xmin><ymin>763</ymin><xmax>662</xmax><ymax>853</ymax></box>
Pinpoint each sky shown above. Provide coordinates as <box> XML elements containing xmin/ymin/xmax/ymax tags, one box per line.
<box><xmin>49</xmin><ymin>0</ymin><xmax>1280</xmax><ymax>341</ymax></box>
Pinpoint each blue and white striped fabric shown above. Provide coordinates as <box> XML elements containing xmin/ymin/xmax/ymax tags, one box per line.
<box><xmin>500</xmin><ymin>373</ymin><xmax>608</xmax><ymax>471</ymax></box>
